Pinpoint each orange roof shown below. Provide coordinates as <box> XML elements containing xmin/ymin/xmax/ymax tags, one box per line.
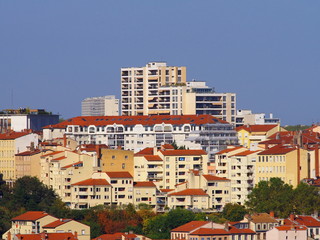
<box><xmin>171</xmin><ymin>221</ymin><xmax>210</xmax><ymax>232</ymax></box>
<box><xmin>159</xmin><ymin>149</ymin><xmax>206</xmax><ymax>156</ymax></box>
<box><xmin>16</xmin><ymin>149</ymin><xmax>41</xmax><ymax>156</ymax></box>
<box><xmin>275</xmin><ymin>225</ymin><xmax>307</xmax><ymax>231</ymax></box>
<box><xmin>12</xmin><ymin>211</ymin><xmax>51</xmax><ymax>221</ymax></box>
<box><xmin>215</xmin><ymin>146</ymin><xmax>244</xmax><ymax>155</ymax></box>
<box><xmin>285</xmin><ymin>215</ymin><xmax>320</xmax><ymax>227</ymax></box>
<box><xmin>72</xmin><ymin>178</ymin><xmax>110</xmax><ymax>186</ymax></box>
<box><xmin>0</xmin><ymin>131</ymin><xmax>30</xmax><ymax>140</ymax></box>
<box><xmin>134</xmin><ymin>181</ymin><xmax>156</xmax><ymax>187</ymax></box>
<box><xmin>160</xmin><ymin>189</ymin><xmax>174</xmax><ymax>193</ymax></box>
<box><xmin>43</xmin><ymin>115</ymin><xmax>228</xmax><ymax>129</ymax></box>
<box><xmin>43</xmin><ymin>219</ymin><xmax>72</xmax><ymax>228</ymax></box>
<box><xmin>134</xmin><ymin>147</ymin><xmax>154</xmax><ymax>156</ymax></box>
<box><xmin>92</xmin><ymin>233</ymin><xmax>129</xmax><ymax>240</ymax></box>
<box><xmin>202</xmin><ymin>175</ymin><xmax>230</xmax><ymax>181</ymax></box>
<box><xmin>231</xmin><ymin>150</ymin><xmax>260</xmax><ymax>156</ymax></box>
<box><xmin>15</xmin><ymin>233</ymin><xmax>77</xmax><ymax>240</ymax></box>
<box><xmin>168</xmin><ymin>189</ymin><xmax>208</xmax><ymax>196</ymax></box>
<box><xmin>236</xmin><ymin>124</ymin><xmax>278</xmax><ymax>133</ymax></box>
<box><xmin>52</xmin><ymin>156</ymin><xmax>67</xmax><ymax>161</ymax></box>
<box><xmin>61</xmin><ymin>161</ymin><xmax>83</xmax><ymax>169</ymax></box>
<box><xmin>41</xmin><ymin>151</ymin><xmax>63</xmax><ymax>157</ymax></box>
<box><xmin>105</xmin><ymin>171</ymin><xmax>133</xmax><ymax>178</ymax></box>
<box><xmin>191</xmin><ymin>227</ymin><xmax>255</xmax><ymax>235</ymax></box>
<box><xmin>144</xmin><ymin>155</ymin><xmax>162</xmax><ymax>161</ymax></box>
<box><xmin>162</xmin><ymin>144</ymin><xmax>175</xmax><ymax>150</ymax></box>
<box><xmin>258</xmin><ymin>145</ymin><xmax>295</xmax><ymax>155</ymax></box>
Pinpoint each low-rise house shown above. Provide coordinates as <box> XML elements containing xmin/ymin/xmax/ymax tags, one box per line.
<box><xmin>13</xmin><ymin>232</ymin><xmax>78</xmax><ymax>240</ymax></box>
<box><xmin>284</xmin><ymin>214</ymin><xmax>320</xmax><ymax>240</ymax></box>
<box><xmin>241</xmin><ymin>213</ymin><xmax>279</xmax><ymax>240</ymax></box>
<box><xmin>133</xmin><ymin>181</ymin><xmax>157</xmax><ymax>208</ymax></box>
<box><xmin>266</xmin><ymin>225</ymin><xmax>307</xmax><ymax>240</ymax></box>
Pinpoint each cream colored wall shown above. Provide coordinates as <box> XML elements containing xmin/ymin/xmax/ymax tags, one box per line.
<box><xmin>0</xmin><ymin>139</ymin><xmax>15</xmax><ymax>182</ymax></box>
<box><xmin>168</xmin><ymin>195</ymin><xmax>209</xmax><ymax>210</ymax></box>
<box><xmin>133</xmin><ymin>186</ymin><xmax>157</xmax><ymax>207</ymax></box>
<box><xmin>183</xmin><ymin>92</ymin><xmax>196</xmax><ymax>115</ymax></box>
<box><xmin>43</xmin><ymin>220</ymin><xmax>90</xmax><ymax>240</ymax></box>
<box><xmin>100</xmin><ymin>149</ymin><xmax>134</xmax><ymax>176</ymax></box>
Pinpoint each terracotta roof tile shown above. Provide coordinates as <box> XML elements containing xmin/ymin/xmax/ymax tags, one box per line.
<box><xmin>15</xmin><ymin>233</ymin><xmax>77</xmax><ymax>240</ymax></box>
<box><xmin>105</xmin><ymin>171</ymin><xmax>133</xmax><ymax>178</ymax></box>
<box><xmin>144</xmin><ymin>155</ymin><xmax>162</xmax><ymax>161</ymax></box>
<box><xmin>134</xmin><ymin>181</ymin><xmax>156</xmax><ymax>187</ymax></box>
<box><xmin>215</xmin><ymin>147</ymin><xmax>244</xmax><ymax>155</ymax></box>
<box><xmin>275</xmin><ymin>225</ymin><xmax>307</xmax><ymax>231</ymax></box>
<box><xmin>0</xmin><ymin>131</ymin><xmax>30</xmax><ymax>140</ymax></box>
<box><xmin>162</xmin><ymin>144</ymin><xmax>174</xmax><ymax>150</ymax></box>
<box><xmin>202</xmin><ymin>175</ymin><xmax>230</xmax><ymax>181</ymax></box>
<box><xmin>15</xmin><ymin>149</ymin><xmax>41</xmax><ymax>156</ymax></box>
<box><xmin>72</xmin><ymin>178</ymin><xmax>110</xmax><ymax>186</ymax></box>
<box><xmin>61</xmin><ymin>161</ymin><xmax>83</xmax><ymax>169</ymax></box>
<box><xmin>44</xmin><ymin>115</ymin><xmax>228</xmax><ymax>129</ymax></box>
<box><xmin>159</xmin><ymin>149</ymin><xmax>206</xmax><ymax>156</ymax></box>
<box><xmin>43</xmin><ymin>219</ymin><xmax>72</xmax><ymax>228</ymax></box>
<box><xmin>12</xmin><ymin>211</ymin><xmax>51</xmax><ymax>221</ymax></box>
<box><xmin>231</xmin><ymin>150</ymin><xmax>260</xmax><ymax>157</ymax></box>
<box><xmin>168</xmin><ymin>189</ymin><xmax>208</xmax><ymax>196</ymax></box>
<box><xmin>52</xmin><ymin>156</ymin><xmax>67</xmax><ymax>161</ymax></box>
<box><xmin>236</xmin><ymin>124</ymin><xmax>278</xmax><ymax>133</ymax></box>
<box><xmin>250</xmin><ymin>213</ymin><xmax>278</xmax><ymax>223</ymax></box>
<box><xmin>171</xmin><ymin>221</ymin><xmax>210</xmax><ymax>232</ymax></box>
<box><xmin>286</xmin><ymin>215</ymin><xmax>320</xmax><ymax>227</ymax></box>
<box><xmin>258</xmin><ymin>145</ymin><xmax>295</xmax><ymax>155</ymax></box>
<box><xmin>134</xmin><ymin>148</ymin><xmax>154</xmax><ymax>156</ymax></box>
<box><xmin>41</xmin><ymin>151</ymin><xmax>63</xmax><ymax>157</ymax></box>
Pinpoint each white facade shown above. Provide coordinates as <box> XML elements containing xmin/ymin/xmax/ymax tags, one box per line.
<box><xmin>236</xmin><ymin>110</ymin><xmax>280</xmax><ymax>127</ymax></box>
<box><xmin>82</xmin><ymin>95</ymin><xmax>119</xmax><ymax>116</ymax></box>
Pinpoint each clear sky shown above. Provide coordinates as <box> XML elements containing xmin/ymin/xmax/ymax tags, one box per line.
<box><xmin>0</xmin><ymin>1</ymin><xmax>319</xmax><ymax>125</ymax></box>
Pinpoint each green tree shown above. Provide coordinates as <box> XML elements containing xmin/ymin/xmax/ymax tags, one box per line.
<box><xmin>245</xmin><ymin>178</ymin><xmax>294</xmax><ymax>218</ymax></box>
<box><xmin>292</xmin><ymin>182</ymin><xmax>320</xmax><ymax>215</ymax></box>
<box><xmin>222</xmin><ymin>203</ymin><xmax>248</xmax><ymax>221</ymax></box>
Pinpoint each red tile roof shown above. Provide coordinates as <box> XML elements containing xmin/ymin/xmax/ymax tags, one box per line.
<box><xmin>231</xmin><ymin>150</ymin><xmax>260</xmax><ymax>156</ymax></box>
<box><xmin>52</xmin><ymin>156</ymin><xmax>67</xmax><ymax>161</ymax></box>
<box><xmin>92</xmin><ymin>233</ymin><xmax>129</xmax><ymax>240</ymax></box>
<box><xmin>134</xmin><ymin>148</ymin><xmax>154</xmax><ymax>156</ymax></box>
<box><xmin>171</xmin><ymin>221</ymin><xmax>210</xmax><ymax>232</ymax></box>
<box><xmin>168</xmin><ymin>189</ymin><xmax>208</xmax><ymax>196</ymax></box>
<box><xmin>72</xmin><ymin>178</ymin><xmax>110</xmax><ymax>186</ymax></box>
<box><xmin>41</xmin><ymin>151</ymin><xmax>63</xmax><ymax>157</ymax></box>
<box><xmin>275</xmin><ymin>225</ymin><xmax>307</xmax><ymax>231</ymax></box>
<box><xmin>0</xmin><ymin>131</ymin><xmax>30</xmax><ymax>140</ymax></box>
<box><xmin>61</xmin><ymin>161</ymin><xmax>83</xmax><ymax>169</ymax></box>
<box><xmin>202</xmin><ymin>175</ymin><xmax>230</xmax><ymax>181</ymax></box>
<box><xmin>134</xmin><ymin>181</ymin><xmax>156</xmax><ymax>187</ymax></box>
<box><xmin>144</xmin><ymin>155</ymin><xmax>162</xmax><ymax>161</ymax></box>
<box><xmin>15</xmin><ymin>233</ymin><xmax>77</xmax><ymax>240</ymax></box>
<box><xmin>15</xmin><ymin>149</ymin><xmax>41</xmax><ymax>156</ymax></box>
<box><xmin>159</xmin><ymin>149</ymin><xmax>206</xmax><ymax>156</ymax></box>
<box><xmin>105</xmin><ymin>171</ymin><xmax>133</xmax><ymax>178</ymax></box>
<box><xmin>191</xmin><ymin>226</ymin><xmax>255</xmax><ymax>235</ymax></box>
<box><xmin>258</xmin><ymin>145</ymin><xmax>295</xmax><ymax>155</ymax></box>
<box><xmin>43</xmin><ymin>219</ymin><xmax>72</xmax><ymax>228</ymax></box>
<box><xmin>43</xmin><ymin>115</ymin><xmax>228</xmax><ymax>129</ymax></box>
<box><xmin>236</xmin><ymin>124</ymin><xmax>278</xmax><ymax>133</ymax></box>
<box><xmin>12</xmin><ymin>211</ymin><xmax>51</xmax><ymax>221</ymax></box>
<box><xmin>215</xmin><ymin>146</ymin><xmax>244</xmax><ymax>155</ymax></box>
<box><xmin>285</xmin><ymin>215</ymin><xmax>320</xmax><ymax>227</ymax></box>
<box><xmin>162</xmin><ymin>144</ymin><xmax>175</xmax><ymax>150</ymax></box>
<box><xmin>160</xmin><ymin>189</ymin><xmax>174</xmax><ymax>193</ymax></box>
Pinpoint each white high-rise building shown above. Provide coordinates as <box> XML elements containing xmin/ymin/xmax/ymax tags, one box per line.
<box><xmin>81</xmin><ymin>96</ymin><xmax>119</xmax><ymax>116</ymax></box>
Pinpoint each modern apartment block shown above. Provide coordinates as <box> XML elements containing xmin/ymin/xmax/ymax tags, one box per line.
<box><xmin>236</xmin><ymin>109</ymin><xmax>280</xmax><ymax>127</ymax></box>
<box><xmin>0</xmin><ymin>108</ymin><xmax>59</xmax><ymax>132</ymax></box>
<box><xmin>121</xmin><ymin>62</ymin><xmax>236</xmax><ymax>124</ymax></box>
<box><xmin>82</xmin><ymin>95</ymin><xmax>119</xmax><ymax>116</ymax></box>
<box><xmin>121</xmin><ymin>62</ymin><xmax>187</xmax><ymax>116</ymax></box>
<box><xmin>184</xmin><ymin>81</ymin><xmax>236</xmax><ymax>124</ymax></box>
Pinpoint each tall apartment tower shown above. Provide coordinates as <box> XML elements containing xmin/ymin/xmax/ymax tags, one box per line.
<box><xmin>121</xmin><ymin>62</ymin><xmax>187</xmax><ymax>116</ymax></box>
<box><xmin>82</xmin><ymin>95</ymin><xmax>119</xmax><ymax>116</ymax></box>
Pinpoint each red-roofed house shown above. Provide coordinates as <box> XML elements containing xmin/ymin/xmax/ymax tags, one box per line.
<box><xmin>266</xmin><ymin>225</ymin><xmax>307</xmax><ymax>240</ymax></box>
<box><xmin>42</xmin><ymin>219</ymin><xmax>90</xmax><ymax>240</ymax></box>
<box><xmin>236</xmin><ymin>124</ymin><xmax>284</xmax><ymax>150</ymax></box>
<box><xmin>283</xmin><ymin>214</ymin><xmax>320</xmax><ymax>239</ymax></box>
<box><xmin>133</xmin><ymin>181</ymin><xmax>157</xmax><ymax>208</ymax></box>
<box><xmin>134</xmin><ymin>147</ymin><xmax>208</xmax><ymax>190</ymax></box>
<box><xmin>13</xmin><ymin>232</ymin><xmax>78</xmax><ymax>240</ymax></box>
<box><xmin>2</xmin><ymin>211</ymin><xmax>57</xmax><ymax>240</ymax></box>
<box><xmin>215</xmin><ymin>147</ymin><xmax>260</xmax><ymax>205</ymax></box>
<box><xmin>0</xmin><ymin>131</ymin><xmax>39</xmax><ymax>184</ymax></box>
<box><xmin>256</xmin><ymin>145</ymin><xmax>309</xmax><ymax>187</ymax></box>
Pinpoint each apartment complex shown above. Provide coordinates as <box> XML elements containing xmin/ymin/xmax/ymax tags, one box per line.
<box><xmin>121</xmin><ymin>62</ymin><xmax>187</xmax><ymax>116</ymax></box>
<box><xmin>43</xmin><ymin>114</ymin><xmax>238</xmax><ymax>162</ymax></box>
<box><xmin>235</xmin><ymin>109</ymin><xmax>280</xmax><ymax>127</ymax></box>
<box><xmin>121</xmin><ymin>62</ymin><xmax>236</xmax><ymax>124</ymax></box>
<box><xmin>82</xmin><ymin>95</ymin><xmax>119</xmax><ymax>116</ymax></box>
<box><xmin>0</xmin><ymin>131</ymin><xmax>39</xmax><ymax>184</ymax></box>
<box><xmin>0</xmin><ymin>108</ymin><xmax>59</xmax><ymax>132</ymax></box>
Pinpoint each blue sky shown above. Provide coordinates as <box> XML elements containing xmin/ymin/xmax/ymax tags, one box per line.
<box><xmin>0</xmin><ymin>1</ymin><xmax>319</xmax><ymax>125</ymax></box>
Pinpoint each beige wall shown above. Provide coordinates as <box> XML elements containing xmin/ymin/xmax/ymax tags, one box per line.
<box><xmin>100</xmin><ymin>149</ymin><xmax>134</xmax><ymax>176</ymax></box>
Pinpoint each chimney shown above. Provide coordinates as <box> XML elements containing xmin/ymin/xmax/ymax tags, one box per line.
<box><xmin>270</xmin><ymin>211</ymin><xmax>275</xmax><ymax>218</ymax></box>
<box><xmin>224</xmin><ymin>222</ymin><xmax>229</xmax><ymax>231</ymax></box>
<box><xmin>290</xmin><ymin>214</ymin><xmax>295</xmax><ymax>222</ymax></box>
<box><xmin>63</xmin><ymin>134</ymin><xmax>67</xmax><ymax>147</ymax></box>
<box><xmin>7</xmin><ymin>231</ymin><xmax>11</xmax><ymax>240</ymax></box>
<box><xmin>74</xmin><ymin>231</ymin><xmax>78</xmax><ymax>239</ymax></box>
<box><xmin>316</xmin><ymin>144</ymin><xmax>319</xmax><ymax>177</ymax></box>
